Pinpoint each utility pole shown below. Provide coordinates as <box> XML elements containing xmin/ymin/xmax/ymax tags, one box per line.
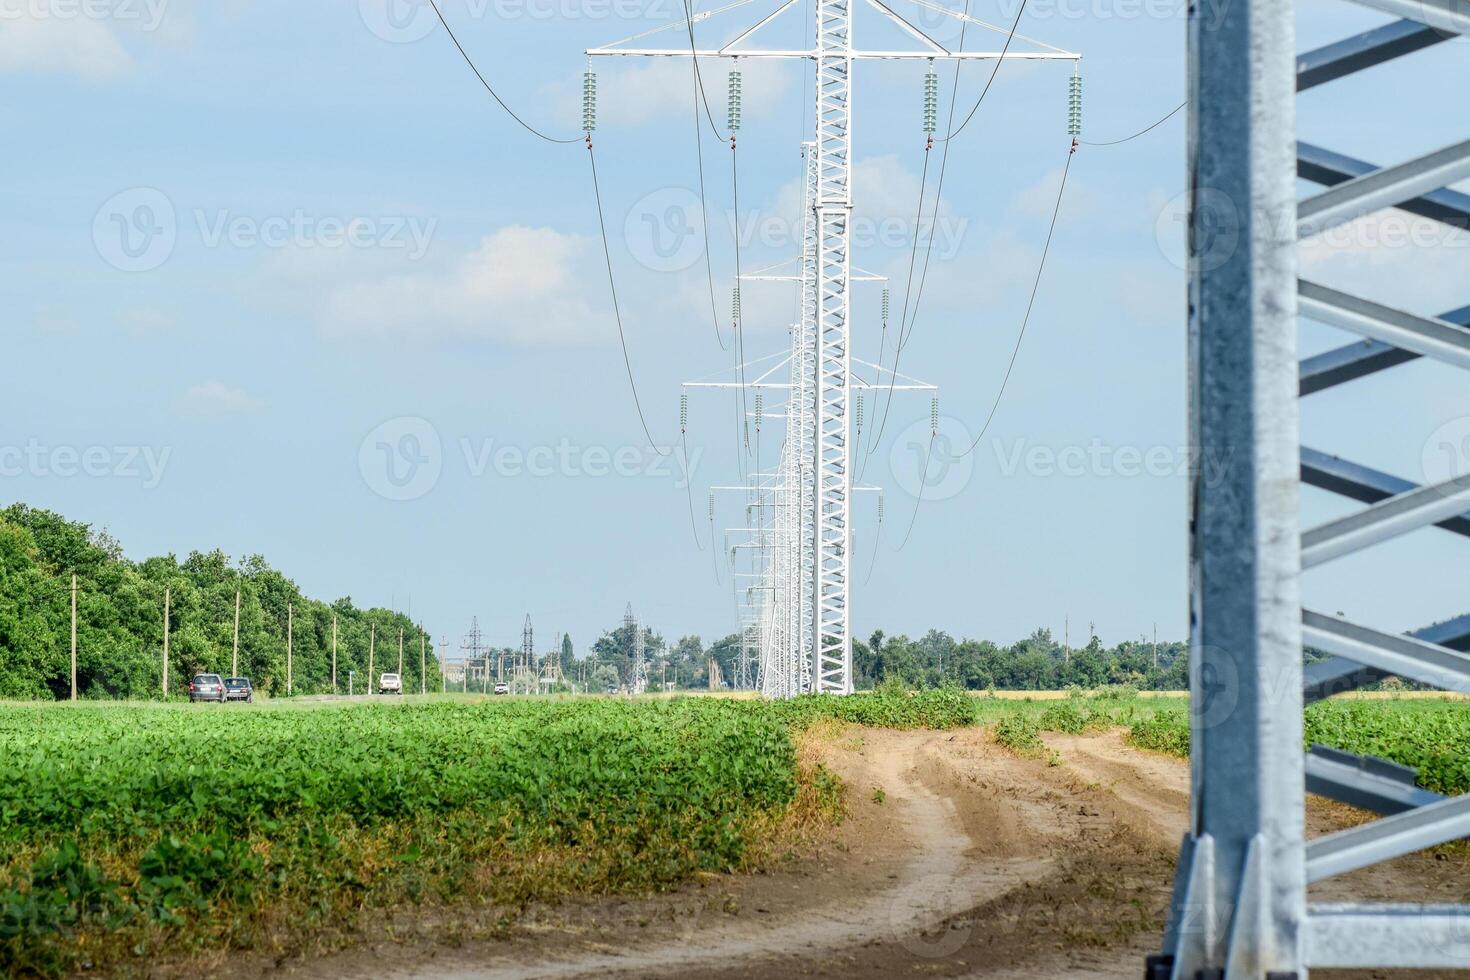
<box><xmin>1064</xmin><ymin>617</ymin><xmax>1070</xmax><ymax>665</ymax></box>
<box><xmin>162</xmin><ymin>585</ymin><xmax>170</xmax><ymax>698</ymax></box>
<box><xmin>69</xmin><ymin>573</ymin><xmax>77</xmax><ymax>702</ymax></box>
<box><xmin>332</xmin><ymin>615</ymin><xmax>338</xmax><ymax>693</ymax></box>
<box><xmin>232</xmin><ymin>589</ymin><xmax>241</xmax><ymax>676</ymax></box>
<box><xmin>420</xmin><ymin>628</ymin><xmax>426</xmax><ymax>695</ymax></box>
<box><xmin>287</xmin><ymin>602</ymin><xmax>293</xmax><ymax>696</ymax></box>
<box><xmin>398</xmin><ymin>626</ymin><xmax>404</xmax><ymax>677</ymax></box>
<box><xmin>368</xmin><ymin>623</ymin><xmax>375</xmax><ymax>695</ymax></box>
<box><xmin>1152</xmin><ymin>622</ymin><xmax>1158</xmax><ymax>670</ymax></box>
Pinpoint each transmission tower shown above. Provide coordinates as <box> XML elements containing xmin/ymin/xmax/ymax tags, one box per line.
<box><xmin>460</xmin><ymin>616</ymin><xmax>491</xmax><ymax>693</ymax></box>
<box><xmin>623</xmin><ymin>602</ymin><xmax>650</xmax><ymax>695</ymax></box>
<box><xmin>1150</xmin><ymin>1</ymin><xmax>1470</xmax><ymax>975</ymax></box>
<box><xmin>595</xmin><ymin>0</ymin><xmax>1076</xmax><ymax>696</ymax></box>
<box><xmin>517</xmin><ymin>614</ymin><xmax>537</xmax><ymax>694</ymax></box>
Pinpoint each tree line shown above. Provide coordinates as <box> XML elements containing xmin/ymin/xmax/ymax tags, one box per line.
<box><xmin>0</xmin><ymin>504</ymin><xmax>1189</xmax><ymax>701</ymax></box>
<box><xmin>0</xmin><ymin>505</ymin><xmax>437</xmax><ymax>700</ymax></box>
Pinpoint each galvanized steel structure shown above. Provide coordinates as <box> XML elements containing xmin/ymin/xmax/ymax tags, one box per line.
<box><xmin>1152</xmin><ymin>0</ymin><xmax>1470</xmax><ymax>974</ymax></box>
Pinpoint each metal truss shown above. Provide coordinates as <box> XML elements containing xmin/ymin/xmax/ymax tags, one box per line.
<box><xmin>595</xmin><ymin>0</ymin><xmax>1075</xmax><ymax>697</ymax></box>
<box><xmin>1152</xmin><ymin>1</ymin><xmax>1469</xmax><ymax>975</ymax></box>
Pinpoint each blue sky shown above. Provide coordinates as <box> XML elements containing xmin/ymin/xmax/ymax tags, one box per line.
<box><xmin>3</xmin><ymin>0</ymin><xmax>1467</xmax><ymax>658</ymax></box>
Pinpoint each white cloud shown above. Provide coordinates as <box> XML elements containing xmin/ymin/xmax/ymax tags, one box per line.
<box><xmin>0</xmin><ymin>0</ymin><xmax>193</xmax><ymax>78</ymax></box>
<box><xmin>179</xmin><ymin>382</ymin><xmax>265</xmax><ymax>417</ymax></box>
<box><xmin>316</xmin><ymin>225</ymin><xmax>611</xmax><ymax>346</ymax></box>
<box><xmin>117</xmin><ymin>306</ymin><xmax>176</xmax><ymax>335</ymax></box>
<box><xmin>0</xmin><ymin>15</ymin><xmax>134</xmax><ymax>78</ymax></box>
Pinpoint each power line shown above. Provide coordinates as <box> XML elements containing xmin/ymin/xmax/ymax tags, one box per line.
<box><xmin>896</xmin><ymin>432</ymin><xmax>934</xmax><ymax>550</ymax></box>
<box><xmin>959</xmin><ymin>142</ymin><xmax>1075</xmax><ymax>457</ymax></box>
<box><xmin>587</xmin><ymin>143</ymin><xmax>670</xmax><ymax>456</ymax></box>
<box><xmin>1080</xmin><ymin>100</ymin><xmax>1186</xmax><ymax>146</ymax></box>
<box><xmin>426</xmin><ymin>0</ymin><xmax>581</xmax><ymax>145</ymax></box>
<box><xmin>682</xmin><ymin>0</ymin><xmax>731</xmax><ymax>143</ymax></box>
<box><xmin>680</xmin><ymin>433</ymin><xmax>705</xmax><ymax>552</ymax></box>
<box><xmin>684</xmin><ymin>7</ymin><xmax>729</xmax><ymax>353</ymax></box>
<box><xmin>936</xmin><ymin>0</ymin><xmax>1027</xmax><ymax>145</ymax></box>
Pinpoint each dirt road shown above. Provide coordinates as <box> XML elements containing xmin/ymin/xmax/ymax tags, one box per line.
<box><xmin>256</xmin><ymin>727</ymin><xmax>1467</xmax><ymax>980</ymax></box>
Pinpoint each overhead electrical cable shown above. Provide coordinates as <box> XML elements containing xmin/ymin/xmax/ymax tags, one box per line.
<box><xmin>895</xmin><ymin>432</ymin><xmax>935</xmax><ymax>551</ymax></box>
<box><xmin>1080</xmin><ymin>100</ymin><xmax>1185</xmax><ymax>146</ymax></box>
<box><xmin>426</xmin><ymin>0</ymin><xmax>582</xmax><ymax>145</ymax></box>
<box><xmin>587</xmin><ymin>144</ymin><xmax>671</xmax><ymax>456</ymax></box>
<box><xmin>682</xmin><ymin>0</ymin><xmax>729</xmax><ymax>142</ymax></box>
<box><xmin>684</xmin><ymin>4</ymin><xmax>730</xmax><ymax>352</ymax></box>
<box><xmin>935</xmin><ymin>0</ymin><xmax>1027</xmax><ymax>145</ymax></box>
<box><xmin>958</xmin><ymin>142</ymin><xmax>1074</xmax><ymax>457</ymax></box>
<box><xmin>680</xmin><ymin>432</ymin><xmax>706</xmax><ymax>551</ymax></box>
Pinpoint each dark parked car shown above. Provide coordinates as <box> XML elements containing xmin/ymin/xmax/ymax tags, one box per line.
<box><xmin>224</xmin><ymin>677</ymin><xmax>253</xmax><ymax>703</ymax></box>
<box><xmin>189</xmin><ymin>673</ymin><xmax>225</xmax><ymax>703</ymax></box>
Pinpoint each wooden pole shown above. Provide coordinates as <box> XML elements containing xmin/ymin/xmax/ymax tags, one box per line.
<box><xmin>420</xmin><ymin>629</ymin><xmax>426</xmax><ymax>695</ymax></box>
<box><xmin>162</xmin><ymin>585</ymin><xmax>170</xmax><ymax>698</ymax></box>
<box><xmin>70</xmin><ymin>573</ymin><xmax>77</xmax><ymax>701</ymax></box>
<box><xmin>398</xmin><ymin>626</ymin><xmax>404</xmax><ymax>676</ymax></box>
<box><xmin>232</xmin><ymin>590</ymin><xmax>241</xmax><ymax>677</ymax></box>
<box><xmin>369</xmin><ymin>623</ymin><xmax>375</xmax><ymax>695</ymax></box>
<box><xmin>332</xmin><ymin>615</ymin><xmax>338</xmax><ymax>693</ymax></box>
<box><xmin>287</xmin><ymin>602</ymin><xmax>293</xmax><ymax>696</ymax></box>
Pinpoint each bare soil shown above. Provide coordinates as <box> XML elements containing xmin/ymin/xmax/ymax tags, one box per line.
<box><xmin>208</xmin><ymin>726</ymin><xmax>1470</xmax><ymax>979</ymax></box>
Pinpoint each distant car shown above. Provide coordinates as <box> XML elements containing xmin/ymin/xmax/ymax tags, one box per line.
<box><xmin>493</xmin><ymin>682</ymin><xmax>510</xmax><ymax>695</ymax></box>
<box><xmin>378</xmin><ymin>672</ymin><xmax>402</xmax><ymax>695</ymax></box>
<box><xmin>605</xmin><ymin>685</ymin><xmax>618</xmax><ymax>695</ymax></box>
<box><xmin>189</xmin><ymin>673</ymin><xmax>225</xmax><ymax>703</ymax></box>
<box><xmin>223</xmin><ymin>677</ymin><xmax>253</xmax><ymax>703</ymax></box>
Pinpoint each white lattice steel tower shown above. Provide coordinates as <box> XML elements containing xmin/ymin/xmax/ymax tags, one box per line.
<box><xmin>592</xmin><ymin>0</ymin><xmax>1077</xmax><ymax>695</ymax></box>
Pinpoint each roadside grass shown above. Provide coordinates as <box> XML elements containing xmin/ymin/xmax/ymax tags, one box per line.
<box><xmin>1123</xmin><ymin>696</ymin><xmax>1470</xmax><ymax>796</ymax></box>
<box><xmin>0</xmin><ymin>690</ymin><xmax>964</xmax><ymax>976</ymax></box>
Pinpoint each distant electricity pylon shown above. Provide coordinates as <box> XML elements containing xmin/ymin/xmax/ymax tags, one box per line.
<box><xmin>624</xmin><ymin>602</ymin><xmax>649</xmax><ymax>694</ymax></box>
<box><xmin>592</xmin><ymin>0</ymin><xmax>1077</xmax><ymax>696</ymax></box>
<box><xmin>460</xmin><ymin>616</ymin><xmax>491</xmax><ymax>694</ymax></box>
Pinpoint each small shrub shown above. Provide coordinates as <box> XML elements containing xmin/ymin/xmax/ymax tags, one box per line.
<box><xmin>994</xmin><ymin>713</ymin><xmax>1041</xmax><ymax>753</ymax></box>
